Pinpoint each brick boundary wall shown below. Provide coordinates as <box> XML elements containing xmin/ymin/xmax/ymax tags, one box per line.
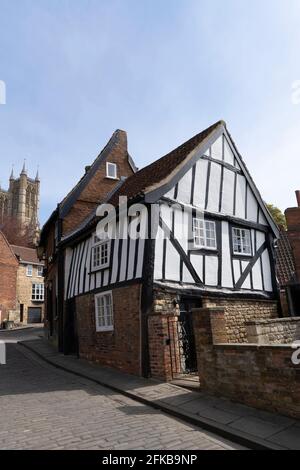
<box><xmin>193</xmin><ymin>307</ymin><xmax>300</xmax><ymax>419</ymax></box>
<box><xmin>148</xmin><ymin>288</ymin><xmax>280</xmax><ymax>380</ymax></box>
<box><xmin>148</xmin><ymin>289</ymin><xmax>183</xmax><ymax>381</ymax></box>
<box><xmin>246</xmin><ymin>317</ymin><xmax>300</xmax><ymax>345</ymax></box>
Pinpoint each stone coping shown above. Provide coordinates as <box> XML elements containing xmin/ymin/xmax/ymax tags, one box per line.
<box><xmin>246</xmin><ymin>317</ymin><xmax>300</xmax><ymax>326</ymax></box>
<box><xmin>214</xmin><ymin>343</ymin><xmax>296</xmax><ymax>351</ymax></box>
<box><xmin>192</xmin><ymin>307</ymin><xmax>225</xmax><ymax>313</ymax></box>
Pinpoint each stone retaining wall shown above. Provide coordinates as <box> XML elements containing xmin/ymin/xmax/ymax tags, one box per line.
<box><xmin>202</xmin><ymin>297</ymin><xmax>279</xmax><ymax>343</ymax></box>
<box><xmin>246</xmin><ymin>317</ymin><xmax>300</xmax><ymax>344</ymax></box>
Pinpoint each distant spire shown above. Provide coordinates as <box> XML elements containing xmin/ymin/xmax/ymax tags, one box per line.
<box><xmin>35</xmin><ymin>166</ymin><xmax>40</xmax><ymax>182</ymax></box>
<box><xmin>10</xmin><ymin>165</ymin><xmax>14</xmax><ymax>180</ymax></box>
<box><xmin>21</xmin><ymin>159</ymin><xmax>27</xmax><ymax>175</ymax></box>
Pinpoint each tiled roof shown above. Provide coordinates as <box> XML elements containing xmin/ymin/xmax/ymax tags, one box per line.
<box><xmin>276</xmin><ymin>229</ymin><xmax>296</xmax><ymax>286</ymax></box>
<box><xmin>11</xmin><ymin>245</ymin><xmax>43</xmax><ymax>265</ymax></box>
<box><xmin>109</xmin><ymin>121</ymin><xmax>223</xmax><ymax>206</ymax></box>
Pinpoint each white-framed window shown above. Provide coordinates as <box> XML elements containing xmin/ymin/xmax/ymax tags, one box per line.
<box><xmin>106</xmin><ymin>162</ymin><xmax>117</xmax><ymax>179</ymax></box>
<box><xmin>193</xmin><ymin>218</ymin><xmax>217</xmax><ymax>250</ymax></box>
<box><xmin>37</xmin><ymin>266</ymin><xmax>43</xmax><ymax>277</ymax></box>
<box><xmin>32</xmin><ymin>283</ymin><xmax>44</xmax><ymax>302</ymax></box>
<box><xmin>232</xmin><ymin>227</ymin><xmax>252</xmax><ymax>256</ymax></box>
<box><xmin>95</xmin><ymin>291</ymin><xmax>114</xmax><ymax>332</ymax></box>
<box><xmin>92</xmin><ymin>234</ymin><xmax>111</xmax><ymax>270</ymax></box>
<box><xmin>26</xmin><ymin>264</ymin><xmax>33</xmax><ymax>277</ymax></box>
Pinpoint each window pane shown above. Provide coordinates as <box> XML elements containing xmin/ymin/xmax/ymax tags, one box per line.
<box><xmin>92</xmin><ymin>241</ymin><xmax>110</xmax><ymax>269</ymax></box>
<box><xmin>32</xmin><ymin>283</ymin><xmax>44</xmax><ymax>301</ymax></box>
<box><xmin>193</xmin><ymin>218</ymin><xmax>216</xmax><ymax>249</ymax></box>
<box><xmin>107</xmin><ymin>163</ymin><xmax>117</xmax><ymax>178</ymax></box>
<box><xmin>233</xmin><ymin>228</ymin><xmax>251</xmax><ymax>255</ymax></box>
<box><xmin>95</xmin><ymin>293</ymin><xmax>113</xmax><ymax>330</ymax></box>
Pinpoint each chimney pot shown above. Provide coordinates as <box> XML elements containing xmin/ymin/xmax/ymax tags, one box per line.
<box><xmin>296</xmin><ymin>190</ymin><xmax>300</xmax><ymax>208</ymax></box>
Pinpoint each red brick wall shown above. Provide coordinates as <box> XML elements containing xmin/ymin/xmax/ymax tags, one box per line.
<box><xmin>147</xmin><ymin>289</ymin><xmax>182</xmax><ymax>381</ymax></box>
<box><xmin>286</xmin><ymin>206</ymin><xmax>300</xmax><ymax>281</ymax></box>
<box><xmin>63</xmin><ymin>131</ymin><xmax>134</xmax><ymax>236</ymax></box>
<box><xmin>42</xmin><ymin>221</ymin><xmax>58</xmax><ymax>340</ymax></box>
<box><xmin>76</xmin><ymin>283</ymin><xmax>142</xmax><ymax>375</ymax></box>
<box><xmin>0</xmin><ymin>232</ymin><xmax>18</xmax><ymax>321</ymax></box>
<box><xmin>148</xmin><ymin>314</ymin><xmax>172</xmax><ymax>381</ymax></box>
<box><xmin>44</xmin><ymin>223</ymin><xmax>56</xmax><ymax>270</ymax></box>
<box><xmin>193</xmin><ymin>307</ymin><xmax>300</xmax><ymax>419</ymax></box>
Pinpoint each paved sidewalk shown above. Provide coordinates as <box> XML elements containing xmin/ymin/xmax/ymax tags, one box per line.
<box><xmin>19</xmin><ymin>338</ymin><xmax>300</xmax><ymax>450</ymax></box>
<box><xmin>0</xmin><ymin>325</ymin><xmax>44</xmax><ymax>343</ymax></box>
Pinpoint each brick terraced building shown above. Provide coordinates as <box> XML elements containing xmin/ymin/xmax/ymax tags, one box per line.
<box><xmin>39</xmin><ymin>121</ymin><xmax>282</xmax><ymax>381</ymax></box>
<box><xmin>11</xmin><ymin>245</ymin><xmax>45</xmax><ymax>323</ymax></box>
<box><xmin>0</xmin><ymin>231</ymin><xmax>18</xmax><ymax>324</ymax></box>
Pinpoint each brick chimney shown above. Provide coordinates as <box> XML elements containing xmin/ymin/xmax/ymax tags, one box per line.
<box><xmin>285</xmin><ymin>192</ymin><xmax>300</xmax><ymax>281</ymax></box>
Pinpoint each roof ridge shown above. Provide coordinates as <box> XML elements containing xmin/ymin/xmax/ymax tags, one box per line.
<box><xmin>136</xmin><ymin>121</ymin><xmax>223</xmax><ymax>178</ymax></box>
<box><xmin>108</xmin><ymin>120</ymin><xmax>224</xmax><ymax>206</ymax></box>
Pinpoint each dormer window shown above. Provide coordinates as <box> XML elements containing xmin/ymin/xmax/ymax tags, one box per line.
<box><xmin>106</xmin><ymin>162</ymin><xmax>118</xmax><ymax>179</ymax></box>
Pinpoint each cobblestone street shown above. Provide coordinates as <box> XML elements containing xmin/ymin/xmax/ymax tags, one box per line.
<box><xmin>0</xmin><ymin>341</ymin><xmax>240</xmax><ymax>450</ymax></box>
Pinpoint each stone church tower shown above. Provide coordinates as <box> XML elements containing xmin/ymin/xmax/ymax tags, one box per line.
<box><xmin>0</xmin><ymin>162</ymin><xmax>40</xmax><ymax>234</ymax></box>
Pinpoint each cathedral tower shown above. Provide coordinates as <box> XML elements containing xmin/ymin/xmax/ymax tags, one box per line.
<box><xmin>0</xmin><ymin>163</ymin><xmax>40</xmax><ymax>235</ymax></box>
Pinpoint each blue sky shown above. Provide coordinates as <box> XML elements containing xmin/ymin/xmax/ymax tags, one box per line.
<box><xmin>0</xmin><ymin>0</ymin><xmax>300</xmax><ymax>224</ymax></box>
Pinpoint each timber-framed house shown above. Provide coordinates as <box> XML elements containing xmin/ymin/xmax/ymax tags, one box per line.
<box><xmin>40</xmin><ymin>121</ymin><xmax>280</xmax><ymax>381</ymax></box>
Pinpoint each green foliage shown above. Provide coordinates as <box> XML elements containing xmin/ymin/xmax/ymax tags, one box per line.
<box><xmin>266</xmin><ymin>204</ymin><xmax>287</xmax><ymax>230</ymax></box>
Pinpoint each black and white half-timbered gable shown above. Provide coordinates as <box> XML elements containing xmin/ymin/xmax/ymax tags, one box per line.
<box><xmin>61</xmin><ymin>121</ymin><xmax>280</xmax><ymax>380</ymax></box>
<box><xmin>152</xmin><ymin>124</ymin><xmax>279</xmax><ymax>298</ymax></box>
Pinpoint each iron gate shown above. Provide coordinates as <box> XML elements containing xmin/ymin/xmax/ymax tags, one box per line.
<box><xmin>177</xmin><ymin>308</ymin><xmax>198</xmax><ymax>374</ymax></box>
<box><xmin>168</xmin><ymin>301</ymin><xmax>199</xmax><ymax>377</ymax></box>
